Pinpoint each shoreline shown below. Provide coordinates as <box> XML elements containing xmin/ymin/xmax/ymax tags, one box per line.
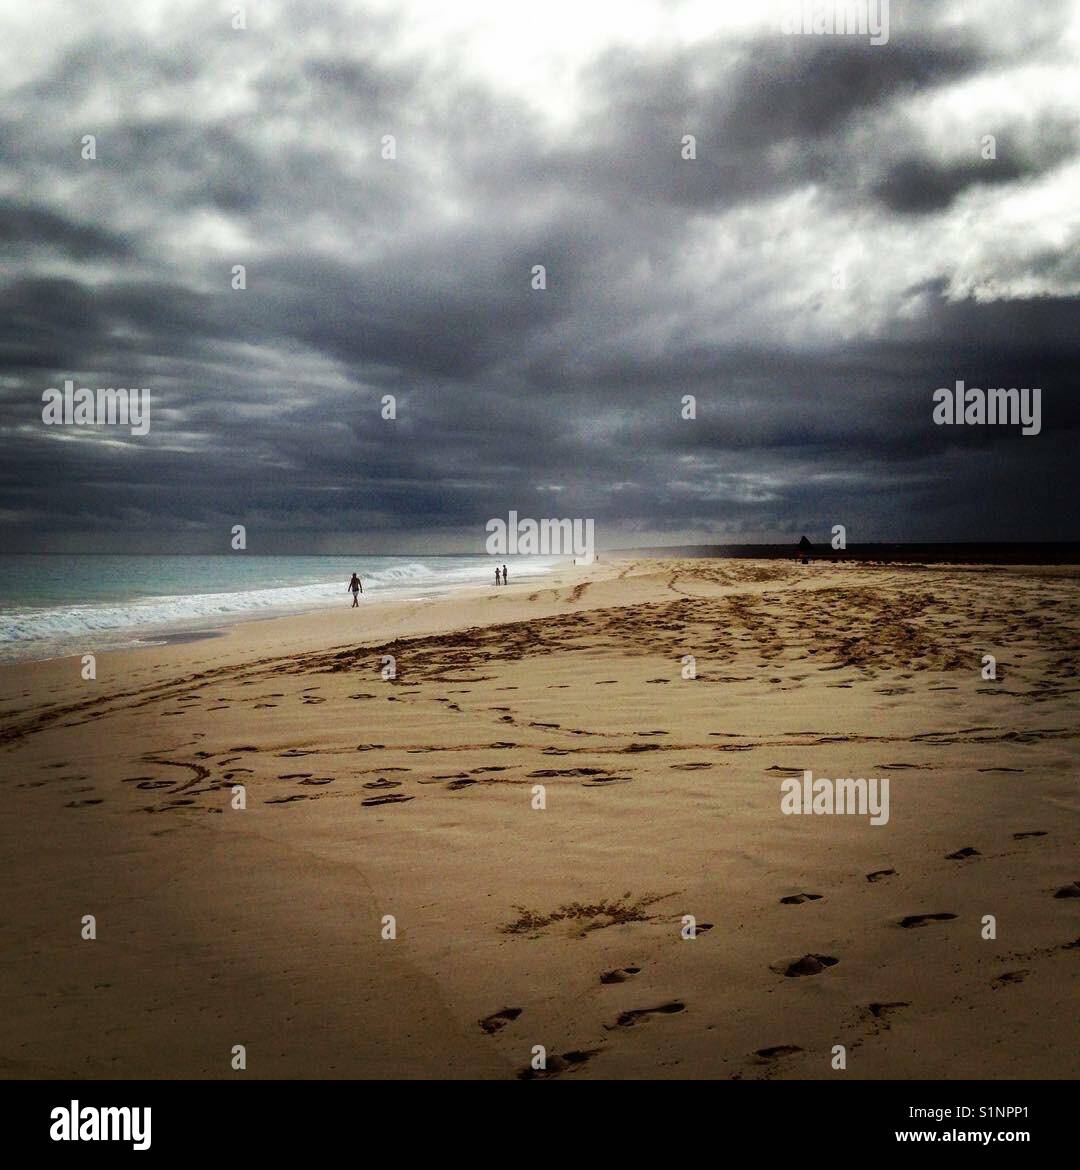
<box><xmin>0</xmin><ymin>557</ymin><xmax>573</xmax><ymax>667</ymax></box>
<box><xmin>3</xmin><ymin>553</ymin><xmax>1075</xmax><ymax>668</ymax></box>
<box><xmin>0</xmin><ymin>557</ymin><xmax>605</xmax><ymax>688</ymax></box>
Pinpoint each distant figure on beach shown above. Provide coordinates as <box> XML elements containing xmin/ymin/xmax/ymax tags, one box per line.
<box><xmin>495</xmin><ymin>566</ymin><xmax>502</xmax><ymax>586</ymax></box>
<box><xmin>502</xmin><ymin>564</ymin><xmax>509</xmax><ymax>585</ymax></box>
<box><xmin>348</xmin><ymin>572</ymin><xmax>363</xmax><ymax>606</ymax></box>
<box><xmin>797</xmin><ymin>536</ymin><xmax>813</xmax><ymax>565</ymax></box>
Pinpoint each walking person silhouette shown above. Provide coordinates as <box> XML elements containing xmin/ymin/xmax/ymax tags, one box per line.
<box><xmin>348</xmin><ymin>572</ymin><xmax>363</xmax><ymax>607</ymax></box>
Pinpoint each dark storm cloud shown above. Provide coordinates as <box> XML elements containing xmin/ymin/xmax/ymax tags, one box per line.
<box><xmin>874</xmin><ymin>119</ymin><xmax>1080</xmax><ymax>213</ymax></box>
<box><xmin>458</xmin><ymin>31</ymin><xmax>985</xmax><ymax>216</ymax></box>
<box><xmin>875</xmin><ymin>155</ymin><xmax>1030</xmax><ymax>213</ymax></box>
<box><xmin>0</xmin><ymin>199</ymin><xmax>133</xmax><ymax>259</ymax></box>
<box><xmin>0</xmin><ymin>0</ymin><xmax>1077</xmax><ymax>552</ymax></box>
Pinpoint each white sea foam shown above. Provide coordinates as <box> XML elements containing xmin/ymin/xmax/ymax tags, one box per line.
<box><xmin>0</xmin><ymin>555</ymin><xmax>562</xmax><ymax>663</ymax></box>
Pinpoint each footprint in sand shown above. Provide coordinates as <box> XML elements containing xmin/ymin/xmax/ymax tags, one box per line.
<box><xmin>65</xmin><ymin>798</ymin><xmax>103</xmax><ymax>808</ymax></box>
<box><xmin>945</xmin><ymin>847</ymin><xmax>980</xmax><ymax>860</ymax></box>
<box><xmin>361</xmin><ymin>794</ymin><xmax>415</xmax><ymax>807</ymax></box>
<box><xmin>992</xmin><ymin>970</ymin><xmax>1029</xmax><ymax>986</ymax></box>
<box><xmin>899</xmin><ymin>913</ymin><xmax>958</xmax><ymax>928</ymax></box>
<box><xmin>755</xmin><ymin>1045</ymin><xmax>802</xmax><ymax>1060</ymax></box>
<box><xmin>1013</xmin><ymin>830</ymin><xmax>1048</xmax><ymax>840</ymax></box>
<box><xmin>780</xmin><ymin>893</ymin><xmax>823</xmax><ymax>905</ymax></box>
<box><xmin>612</xmin><ymin>1002</ymin><xmax>685</xmax><ymax>1027</ymax></box>
<box><xmin>479</xmin><ymin>1007</ymin><xmax>522</xmax><ymax>1035</ymax></box>
<box><xmin>670</xmin><ymin>762</ymin><xmax>713</xmax><ymax>771</ymax></box>
<box><xmin>600</xmin><ymin>966</ymin><xmax>641</xmax><ymax>984</ymax></box>
<box><xmin>777</xmin><ymin>954</ymin><xmax>839</xmax><ymax>978</ymax></box>
<box><xmin>298</xmin><ymin>778</ymin><xmax>333</xmax><ymax>786</ymax></box>
<box><xmin>1052</xmin><ymin>882</ymin><xmax>1080</xmax><ymax>899</ymax></box>
<box><xmin>517</xmin><ymin>1049</ymin><xmax>597</xmax><ymax>1079</ymax></box>
<box><xmin>528</xmin><ymin>768</ymin><xmax>608</xmax><ymax>778</ymax></box>
<box><xmin>867</xmin><ymin>869</ymin><xmax>897</xmax><ymax>883</ymax></box>
<box><xmin>868</xmin><ymin>1001</ymin><xmax>909</xmax><ymax>1020</ymax></box>
<box><xmin>363</xmin><ymin>779</ymin><xmax>401</xmax><ymax>790</ymax></box>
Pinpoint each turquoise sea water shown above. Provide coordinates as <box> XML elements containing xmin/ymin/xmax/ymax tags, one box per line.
<box><xmin>0</xmin><ymin>554</ymin><xmax>561</xmax><ymax>662</ymax></box>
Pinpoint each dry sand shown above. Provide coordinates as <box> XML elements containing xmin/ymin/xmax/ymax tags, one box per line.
<box><xmin>1</xmin><ymin>557</ymin><xmax>1077</xmax><ymax>1079</ymax></box>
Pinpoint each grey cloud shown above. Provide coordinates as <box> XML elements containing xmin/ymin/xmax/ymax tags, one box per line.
<box><xmin>0</xmin><ymin>199</ymin><xmax>134</xmax><ymax>259</ymax></box>
<box><xmin>0</xmin><ymin>1</ymin><xmax>1076</xmax><ymax>552</ymax></box>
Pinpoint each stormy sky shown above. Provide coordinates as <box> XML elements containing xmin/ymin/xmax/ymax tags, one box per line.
<box><xmin>1</xmin><ymin>0</ymin><xmax>1078</xmax><ymax>553</ymax></box>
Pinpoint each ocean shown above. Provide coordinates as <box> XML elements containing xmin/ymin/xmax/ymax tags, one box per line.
<box><xmin>0</xmin><ymin>554</ymin><xmax>564</xmax><ymax>664</ymax></box>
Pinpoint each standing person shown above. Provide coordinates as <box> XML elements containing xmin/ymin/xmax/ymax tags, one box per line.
<box><xmin>502</xmin><ymin>563</ymin><xmax>509</xmax><ymax>586</ymax></box>
<box><xmin>495</xmin><ymin>566</ymin><xmax>502</xmax><ymax>586</ymax></box>
<box><xmin>348</xmin><ymin>572</ymin><xmax>363</xmax><ymax>606</ymax></box>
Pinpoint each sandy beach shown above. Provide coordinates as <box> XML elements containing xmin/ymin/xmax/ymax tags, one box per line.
<box><xmin>1</xmin><ymin>557</ymin><xmax>1077</xmax><ymax>1080</ymax></box>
